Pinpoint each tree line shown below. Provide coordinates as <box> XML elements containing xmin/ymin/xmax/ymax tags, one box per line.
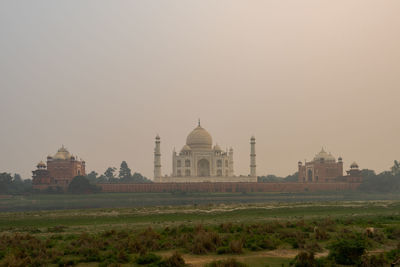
<box><xmin>86</xmin><ymin>161</ymin><xmax>152</xmax><ymax>184</ymax></box>
<box><xmin>0</xmin><ymin>173</ymin><xmax>32</xmax><ymax>194</ymax></box>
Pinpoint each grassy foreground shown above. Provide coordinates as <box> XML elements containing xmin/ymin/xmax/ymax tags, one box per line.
<box><xmin>0</xmin><ymin>200</ymin><xmax>400</xmax><ymax>266</ymax></box>
<box><xmin>1</xmin><ymin>191</ymin><xmax>400</xmax><ymax>212</ymax></box>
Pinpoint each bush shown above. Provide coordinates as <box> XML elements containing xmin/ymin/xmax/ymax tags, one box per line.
<box><xmin>158</xmin><ymin>251</ymin><xmax>185</xmax><ymax>267</ymax></box>
<box><xmin>191</xmin><ymin>231</ymin><xmax>221</xmax><ymax>254</ymax></box>
<box><xmin>359</xmin><ymin>253</ymin><xmax>387</xmax><ymax>267</ymax></box>
<box><xmin>216</xmin><ymin>246</ymin><xmax>230</xmax><ymax>255</ymax></box>
<box><xmin>291</xmin><ymin>251</ymin><xmax>323</xmax><ymax>267</ymax></box>
<box><xmin>328</xmin><ymin>235</ymin><xmax>367</xmax><ymax>265</ymax></box>
<box><xmin>386</xmin><ymin>242</ymin><xmax>400</xmax><ymax>262</ymax></box>
<box><xmin>68</xmin><ymin>176</ymin><xmax>100</xmax><ymax>194</ymax></box>
<box><xmin>385</xmin><ymin>226</ymin><xmax>400</xmax><ymax>240</ymax></box>
<box><xmin>229</xmin><ymin>240</ymin><xmax>243</xmax><ymax>254</ymax></box>
<box><xmin>136</xmin><ymin>253</ymin><xmax>161</xmax><ymax>265</ymax></box>
<box><xmin>206</xmin><ymin>258</ymin><xmax>248</xmax><ymax>267</ymax></box>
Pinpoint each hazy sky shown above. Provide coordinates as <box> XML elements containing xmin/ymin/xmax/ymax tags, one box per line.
<box><xmin>1</xmin><ymin>1</ymin><xmax>399</xmax><ymax>179</ymax></box>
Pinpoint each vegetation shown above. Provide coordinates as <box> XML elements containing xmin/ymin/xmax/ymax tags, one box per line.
<box><xmin>359</xmin><ymin>167</ymin><xmax>400</xmax><ymax>193</ymax></box>
<box><xmin>0</xmin><ymin>201</ymin><xmax>399</xmax><ymax>266</ymax></box>
<box><xmin>258</xmin><ymin>172</ymin><xmax>299</xmax><ymax>183</ymax></box>
<box><xmin>67</xmin><ymin>176</ymin><xmax>100</xmax><ymax>194</ymax></box>
<box><xmin>0</xmin><ymin>172</ymin><xmax>31</xmax><ymax>194</ymax></box>
<box><xmin>91</xmin><ymin>161</ymin><xmax>152</xmax><ymax>184</ymax></box>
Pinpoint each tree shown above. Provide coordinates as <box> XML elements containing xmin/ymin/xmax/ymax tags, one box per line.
<box><xmin>328</xmin><ymin>235</ymin><xmax>366</xmax><ymax>265</ymax></box>
<box><xmin>0</xmin><ymin>173</ymin><xmax>13</xmax><ymax>193</ymax></box>
<box><xmin>359</xmin><ymin>169</ymin><xmax>400</xmax><ymax>193</ymax></box>
<box><xmin>284</xmin><ymin>172</ymin><xmax>299</xmax><ymax>182</ymax></box>
<box><xmin>13</xmin><ymin>174</ymin><xmax>22</xmax><ymax>183</ymax></box>
<box><xmin>96</xmin><ymin>175</ymin><xmax>108</xmax><ymax>183</ymax></box>
<box><xmin>0</xmin><ymin>173</ymin><xmax>32</xmax><ymax>194</ymax></box>
<box><xmin>68</xmin><ymin>176</ymin><xmax>99</xmax><ymax>194</ymax></box>
<box><xmin>131</xmin><ymin>172</ymin><xmax>152</xmax><ymax>183</ymax></box>
<box><xmin>104</xmin><ymin>167</ymin><xmax>117</xmax><ymax>180</ymax></box>
<box><xmin>258</xmin><ymin>175</ymin><xmax>283</xmax><ymax>183</ymax></box>
<box><xmin>119</xmin><ymin>161</ymin><xmax>132</xmax><ymax>180</ymax></box>
<box><xmin>86</xmin><ymin>171</ymin><xmax>98</xmax><ymax>184</ymax></box>
<box><xmin>392</xmin><ymin>160</ymin><xmax>400</xmax><ymax>175</ymax></box>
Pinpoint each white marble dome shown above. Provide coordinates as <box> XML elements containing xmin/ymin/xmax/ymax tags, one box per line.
<box><xmin>186</xmin><ymin>125</ymin><xmax>212</xmax><ymax>150</ymax></box>
<box><xmin>313</xmin><ymin>148</ymin><xmax>336</xmax><ymax>162</ymax></box>
<box><xmin>53</xmin><ymin>146</ymin><xmax>72</xmax><ymax>160</ymax></box>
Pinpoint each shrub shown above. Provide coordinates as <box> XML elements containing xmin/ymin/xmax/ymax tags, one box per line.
<box><xmin>135</xmin><ymin>253</ymin><xmax>161</xmax><ymax>265</ymax></box>
<box><xmin>314</xmin><ymin>227</ymin><xmax>330</xmax><ymax>241</ymax></box>
<box><xmin>328</xmin><ymin>235</ymin><xmax>366</xmax><ymax>265</ymax></box>
<box><xmin>304</xmin><ymin>241</ymin><xmax>323</xmax><ymax>253</ymax></box>
<box><xmin>291</xmin><ymin>251</ymin><xmax>322</xmax><ymax>267</ymax></box>
<box><xmin>216</xmin><ymin>246</ymin><xmax>230</xmax><ymax>255</ymax></box>
<box><xmin>385</xmin><ymin>226</ymin><xmax>400</xmax><ymax>240</ymax></box>
<box><xmin>191</xmin><ymin>231</ymin><xmax>221</xmax><ymax>254</ymax></box>
<box><xmin>229</xmin><ymin>240</ymin><xmax>243</xmax><ymax>254</ymax></box>
<box><xmin>359</xmin><ymin>253</ymin><xmax>387</xmax><ymax>267</ymax></box>
<box><xmin>206</xmin><ymin>258</ymin><xmax>248</xmax><ymax>267</ymax></box>
<box><xmin>386</xmin><ymin>242</ymin><xmax>400</xmax><ymax>262</ymax></box>
<box><xmin>47</xmin><ymin>225</ymin><xmax>67</xmax><ymax>233</ymax></box>
<box><xmin>158</xmin><ymin>251</ymin><xmax>185</xmax><ymax>267</ymax></box>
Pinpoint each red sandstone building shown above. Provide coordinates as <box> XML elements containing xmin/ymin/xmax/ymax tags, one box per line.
<box><xmin>32</xmin><ymin>146</ymin><xmax>86</xmax><ymax>191</ymax></box>
<box><xmin>298</xmin><ymin>148</ymin><xmax>362</xmax><ymax>183</ymax></box>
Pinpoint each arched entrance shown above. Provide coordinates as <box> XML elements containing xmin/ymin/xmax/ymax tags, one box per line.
<box><xmin>307</xmin><ymin>169</ymin><xmax>313</xmax><ymax>182</ymax></box>
<box><xmin>197</xmin><ymin>159</ymin><xmax>210</xmax><ymax>177</ymax></box>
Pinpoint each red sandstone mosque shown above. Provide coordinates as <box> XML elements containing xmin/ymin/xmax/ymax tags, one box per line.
<box><xmin>32</xmin><ymin>146</ymin><xmax>86</xmax><ymax>191</ymax></box>
<box><xmin>298</xmin><ymin>148</ymin><xmax>362</xmax><ymax>183</ymax></box>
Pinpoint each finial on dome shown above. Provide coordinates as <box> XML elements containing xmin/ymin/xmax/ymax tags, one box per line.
<box><xmin>198</xmin><ymin>118</ymin><xmax>201</xmax><ymax>127</ymax></box>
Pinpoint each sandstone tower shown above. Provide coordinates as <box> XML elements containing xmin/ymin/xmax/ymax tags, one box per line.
<box><xmin>250</xmin><ymin>136</ymin><xmax>256</xmax><ymax>177</ymax></box>
<box><xmin>154</xmin><ymin>135</ymin><xmax>162</xmax><ymax>182</ymax></box>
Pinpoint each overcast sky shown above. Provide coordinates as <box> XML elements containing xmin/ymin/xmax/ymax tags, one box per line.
<box><xmin>1</xmin><ymin>1</ymin><xmax>399</xmax><ymax>179</ymax></box>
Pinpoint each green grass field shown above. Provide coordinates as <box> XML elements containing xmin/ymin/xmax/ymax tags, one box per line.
<box><xmin>1</xmin><ymin>191</ymin><xmax>400</xmax><ymax>212</ymax></box>
<box><xmin>1</xmin><ymin>196</ymin><xmax>400</xmax><ymax>266</ymax></box>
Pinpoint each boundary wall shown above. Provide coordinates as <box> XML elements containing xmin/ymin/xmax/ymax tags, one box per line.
<box><xmin>99</xmin><ymin>182</ymin><xmax>361</xmax><ymax>193</ymax></box>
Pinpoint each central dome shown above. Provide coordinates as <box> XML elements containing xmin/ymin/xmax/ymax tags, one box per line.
<box><xmin>53</xmin><ymin>146</ymin><xmax>72</xmax><ymax>160</ymax></box>
<box><xmin>186</xmin><ymin>125</ymin><xmax>212</xmax><ymax>150</ymax></box>
<box><xmin>313</xmin><ymin>148</ymin><xmax>336</xmax><ymax>162</ymax></box>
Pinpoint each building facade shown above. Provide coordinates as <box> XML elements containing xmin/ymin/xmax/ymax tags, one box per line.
<box><xmin>298</xmin><ymin>148</ymin><xmax>361</xmax><ymax>183</ymax></box>
<box><xmin>32</xmin><ymin>146</ymin><xmax>86</xmax><ymax>190</ymax></box>
<box><xmin>154</xmin><ymin>121</ymin><xmax>257</xmax><ymax>183</ymax></box>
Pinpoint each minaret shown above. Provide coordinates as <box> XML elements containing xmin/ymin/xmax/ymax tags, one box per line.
<box><xmin>250</xmin><ymin>136</ymin><xmax>256</xmax><ymax>177</ymax></box>
<box><xmin>229</xmin><ymin>147</ymin><xmax>234</xmax><ymax>176</ymax></box>
<box><xmin>154</xmin><ymin>135</ymin><xmax>162</xmax><ymax>182</ymax></box>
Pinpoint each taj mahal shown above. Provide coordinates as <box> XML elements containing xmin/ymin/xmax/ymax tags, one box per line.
<box><xmin>154</xmin><ymin>121</ymin><xmax>257</xmax><ymax>183</ymax></box>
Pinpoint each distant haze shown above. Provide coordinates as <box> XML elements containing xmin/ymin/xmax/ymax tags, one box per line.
<box><xmin>1</xmin><ymin>1</ymin><xmax>399</xmax><ymax>179</ymax></box>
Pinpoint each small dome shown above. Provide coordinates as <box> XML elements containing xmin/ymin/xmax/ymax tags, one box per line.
<box><xmin>181</xmin><ymin>144</ymin><xmax>191</xmax><ymax>151</ymax></box>
<box><xmin>350</xmin><ymin>162</ymin><xmax>359</xmax><ymax>169</ymax></box>
<box><xmin>186</xmin><ymin>124</ymin><xmax>212</xmax><ymax>150</ymax></box>
<box><xmin>37</xmin><ymin>161</ymin><xmax>46</xmax><ymax>168</ymax></box>
<box><xmin>213</xmin><ymin>144</ymin><xmax>222</xmax><ymax>151</ymax></box>
<box><xmin>53</xmin><ymin>146</ymin><xmax>71</xmax><ymax>160</ymax></box>
<box><xmin>314</xmin><ymin>148</ymin><xmax>336</xmax><ymax>162</ymax></box>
